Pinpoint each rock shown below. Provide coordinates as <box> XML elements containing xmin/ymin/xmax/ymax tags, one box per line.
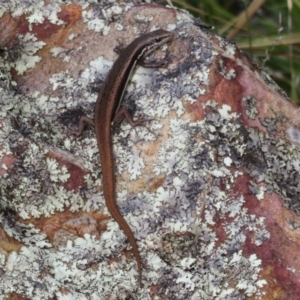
<box><xmin>1</xmin><ymin>1</ymin><xmax>300</xmax><ymax>299</ymax></box>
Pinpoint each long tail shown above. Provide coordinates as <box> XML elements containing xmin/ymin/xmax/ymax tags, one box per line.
<box><xmin>99</xmin><ymin>137</ymin><xmax>142</xmax><ymax>287</ymax></box>
<box><xmin>106</xmin><ymin>201</ymin><xmax>142</xmax><ymax>287</ymax></box>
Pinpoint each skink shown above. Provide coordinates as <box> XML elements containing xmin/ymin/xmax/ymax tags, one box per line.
<box><xmin>73</xmin><ymin>29</ymin><xmax>173</xmax><ymax>286</ymax></box>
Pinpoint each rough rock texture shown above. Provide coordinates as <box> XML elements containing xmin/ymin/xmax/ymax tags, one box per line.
<box><xmin>1</xmin><ymin>1</ymin><xmax>300</xmax><ymax>299</ymax></box>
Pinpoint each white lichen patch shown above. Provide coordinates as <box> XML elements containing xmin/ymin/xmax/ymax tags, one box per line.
<box><xmin>83</xmin><ymin>3</ymin><xmax>133</xmax><ymax>35</ymax></box>
<box><xmin>287</xmin><ymin>126</ymin><xmax>300</xmax><ymax>145</ymax></box>
<box><xmin>84</xmin><ymin>10</ymin><xmax>108</xmax><ymax>33</ymax></box>
<box><xmin>242</xmin><ymin>95</ymin><xmax>259</xmax><ymax>120</ymax></box>
<box><xmin>43</xmin><ymin>2</ymin><xmax>64</xmax><ymax>26</ymax></box>
<box><xmin>219</xmin><ymin>58</ymin><xmax>236</xmax><ymax>80</ymax></box>
<box><xmin>0</xmin><ymin>0</ymin><xmax>114</xmax><ymax>20</ymax></box>
<box><xmin>249</xmin><ymin>181</ymin><xmax>267</xmax><ymax>201</ymax></box>
<box><xmin>216</xmin><ymin>36</ymin><xmax>236</xmax><ymax>57</ymax></box>
<box><xmin>1</xmin><ymin>0</ymin><xmax>64</xmax><ymax>27</ymax></box>
<box><xmin>46</xmin><ymin>157</ymin><xmax>70</xmax><ymax>182</ymax></box>
<box><xmin>26</xmin><ymin>5</ymin><xmax>44</xmax><ymax>24</ymax></box>
<box><xmin>288</xmin><ymin>220</ymin><xmax>300</xmax><ymax>231</ymax></box>
<box><xmin>50</xmin><ymin>46</ymin><xmax>68</xmax><ymax>59</ymax></box>
<box><xmin>11</xmin><ymin>33</ymin><xmax>46</xmax><ymax>75</ymax></box>
<box><xmin>0</xmin><ymin>221</ymin><xmax>141</xmax><ymax>299</ymax></box>
<box><xmin>134</xmin><ymin>13</ymin><xmax>154</xmax><ymax>23</ymax></box>
<box><xmin>224</xmin><ymin>156</ymin><xmax>232</xmax><ymax>166</ymax></box>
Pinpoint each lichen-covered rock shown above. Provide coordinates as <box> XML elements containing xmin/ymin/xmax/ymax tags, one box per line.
<box><xmin>1</xmin><ymin>1</ymin><xmax>300</xmax><ymax>299</ymax></box>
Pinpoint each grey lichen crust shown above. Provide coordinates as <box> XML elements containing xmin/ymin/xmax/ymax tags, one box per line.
<box><xmin>0</xmin><ymin>1</ymin><xmax>298</xmax><ymax>299</ymax></box>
